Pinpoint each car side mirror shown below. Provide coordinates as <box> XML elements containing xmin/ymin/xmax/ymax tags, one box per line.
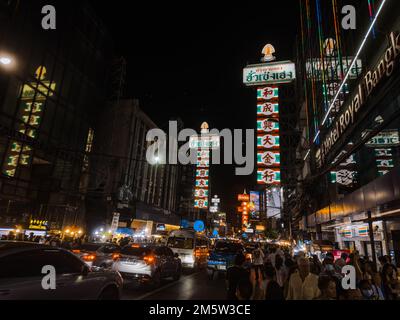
<box><xmin>81</xmin><ymin>264</ymin><xmax>90</xmax><ymax>276</ymax></box>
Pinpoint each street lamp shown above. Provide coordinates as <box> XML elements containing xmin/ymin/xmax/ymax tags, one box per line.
<box><xmin>0</xmin><ymin>53</ymin><xmax>15</xmax><ymax>70</ymax></box>
<box><xmin>0</xmin><ymin>57</ymin><xmax>12</xmax><ymax>65</ymax></box>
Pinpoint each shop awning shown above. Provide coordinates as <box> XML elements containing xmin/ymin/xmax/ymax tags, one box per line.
<box><xmin>312</xmin><ymin>240</ymin><xmax>335</xmax><ymax>252</ymax></box>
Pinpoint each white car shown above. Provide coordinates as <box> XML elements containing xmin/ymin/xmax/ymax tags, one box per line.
<box><xmin>0</xmin><ymin>241</ymin><xmax>123</xmax><ymax>300</ymax></box>
<box><xmin>112</xmin><ymin>244</ymin><xmax>181</xmax><ymax>287</ymax></box>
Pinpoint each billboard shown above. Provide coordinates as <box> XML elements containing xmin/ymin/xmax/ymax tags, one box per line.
<box><xmin>244</xmin><ymin>61</ymin><xmax>296</xmax><ymax>86</ymax></box>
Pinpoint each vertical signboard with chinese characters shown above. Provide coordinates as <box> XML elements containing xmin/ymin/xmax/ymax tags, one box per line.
<box><xmin>238</xmin><ymin>193</ymin><xmax>250</xmax><ymax>231</ymax></box>
<box><xmin>256</xmin><ymin>86</ymin><xmax>281</xmax><ymax>185</ymax></box>
<box><xmin>193</xmin><ymin>122</ymin><xmax>211</xmax><ymax>209</ymax></box>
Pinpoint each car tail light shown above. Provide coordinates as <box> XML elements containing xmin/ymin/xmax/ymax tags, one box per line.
<box><xmin>82</xmin><ymin>254</ymin><xmax>96</xmax><ymax>262</ymax></box>
<box><xmin>72</xmin><ymin>249</ymin><xmax>81</xmax><ymax>254</ymax></box>
<box><xmin>131</xmin><ymin>244</ymin><xmax>140</xmax><ymax>248</ymax></box>
<box><xmin>112</xmin><ymin>253</ymin><xmax>121</xmax><ymax>261</ymax></box>
<box><xmin>143</xmin><ymin>255</ymin><xmax>155</xmax><ymax>265</ymax></box>
<box><xmin>195</xmin><ymin>250</ymin><xmax>201</xmax><ymax>257</ymax></box>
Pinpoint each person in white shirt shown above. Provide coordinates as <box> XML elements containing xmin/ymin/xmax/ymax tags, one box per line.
<box><xmin>286</xmin><ymin>257</ymin><xmax>320</xmax><ymax>300</ymax></box>
<box><xmin>252</xmin><ymin>244</ymin><xmax>265</xmax><ymax>281</ymax></box>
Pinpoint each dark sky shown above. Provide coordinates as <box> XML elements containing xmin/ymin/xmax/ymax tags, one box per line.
<box><xmin>91</xmin><ymin>1</ymin><xmax>299</xmax><ymax>218</ymax></box>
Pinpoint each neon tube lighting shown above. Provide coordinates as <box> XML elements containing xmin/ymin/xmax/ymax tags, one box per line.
<box><xmin>315</xmin><ymin>0</ymin><xmax>388</xmax><ymax>134</ymax></box>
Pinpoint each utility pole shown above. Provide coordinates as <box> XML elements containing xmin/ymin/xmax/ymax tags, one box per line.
<box><xmin>367</xmin><ymin>210</ymin><xmax>377</xmax><ymax>267</ymax></box>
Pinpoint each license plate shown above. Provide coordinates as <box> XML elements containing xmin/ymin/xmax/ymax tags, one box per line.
<box><xmin>217</xmin><ymin>265</ymin><xmax>226</xmax><ymax>270</ymax></box>
<box><xmin>122</xmin><ymin>259</ymin><xmax>137</xmax><ymax>265</ymax></box>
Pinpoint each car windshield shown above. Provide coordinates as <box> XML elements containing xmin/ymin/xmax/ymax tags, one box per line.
<box><xmin>167</xmin><ymin>237</ymin><xmax>194</xmax><ymax>250</ymax></box>
<box><xmin>215</xmin><ymin>242</ymin><xmax>242</xmax><ymax>253</ymax></box>
<box><xmin>121</xmin><ymin>246</ymin><xmax>152</xmax><ymax>257</ymax></box>
<box><xmin>77</xmin><ymin>243</ymin><xmax>103</xmax><ymax>251</ymax></box>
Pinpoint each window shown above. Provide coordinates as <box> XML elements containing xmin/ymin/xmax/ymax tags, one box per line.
<box><xmin>0</xmin><ymin>250</ymin><xmax>45</xmax><ymax>278</ymax></box>
<box><xmin>101</xmin><ymin>245</ymin><xmax>120</xmax><ymax>254</ymax></box>
<box><xmin>164</xmin><ymin>247</ymin><xmax>174</xmax><ymax>257</ymax></box>
<box><xmin>0</xmin><ymin>249</ymin><xmax>83</xmax><ymax>278</ymax></box>
<box><xmin>167</xmin><ymin>237</ymin><xmax>194</xmax><ymax>250</ymax></box>
<box><xmin>155</xmin><ymin>247</ymin><xmax>165</xmax><ymax>256</ymax></box>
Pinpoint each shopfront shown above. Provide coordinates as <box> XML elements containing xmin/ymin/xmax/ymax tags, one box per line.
<box><xmin>335</xmin><ymin>222</ymin><xmax>387</xmax><ymax>260</ymax></box>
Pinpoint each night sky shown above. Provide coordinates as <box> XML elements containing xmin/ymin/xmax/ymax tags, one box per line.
<box><xmin>91</xmin><ymin>1</ymin><xmax>299</xmax><ymax>218</ymax></box>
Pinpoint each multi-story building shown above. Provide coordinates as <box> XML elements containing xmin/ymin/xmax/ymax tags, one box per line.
<box><xmin>87</xmin><ymin>99</ymin><xmax>183</xmax><ymax>235</ymax></box>
<box><xmin>295</xmin><ymin>0</ymin><xmax>400</xmax><ymax>266</ymax></box>
<box><xmin>0</xmin><ymin>0</ymin><xmax>114</xmax><ymax>236</ymax></box>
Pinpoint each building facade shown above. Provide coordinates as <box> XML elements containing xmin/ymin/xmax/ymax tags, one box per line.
<box><xmin>295</xmin><ymin>0</ymin><xmax>400</xmax><ymax>266</ymax></box>
<box><xmin>87</xmin><ymin>99</ymin><xmax>183</xmax><ymax>235</ymax></box>
<box><xmin>0</xmin><ymin>0</ymin><xmax>114</xmax><ymax>236</ymax></box>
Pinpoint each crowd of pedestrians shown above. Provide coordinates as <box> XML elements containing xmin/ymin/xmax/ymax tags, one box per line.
<box><xmin>227</xmin><ymin>245</ymin><xmax>400</xmax><ymax>300</ymax></box>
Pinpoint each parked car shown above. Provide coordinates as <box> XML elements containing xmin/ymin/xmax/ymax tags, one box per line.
<box><xmin>0</xmin><ymin>241</ymin><xmax>123</xmax><ymax>300</ymax></box>
<box><xmin>112</xmin><ymin>244</ymin><xmax>182</xmax><ymax>288</ymax></box>
<box><xmin>71</xmin><ymin>243</ymin><xmax>120</xmax><ymax>268</ymax></box>
<box><xmin>207</xmin><ymin>241</ymin><xmax>245</xmax><ymax>279</ymax></box>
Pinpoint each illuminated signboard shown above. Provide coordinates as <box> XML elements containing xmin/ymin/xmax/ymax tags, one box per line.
<box><xmin>375</xmin><ymin>149</ymin><xmax>392</xmax><ymax>157</ymax></box>
<box><xmin>197</xmin><ymin>150</ymin><xmax>210</xmax><ymax>159</ymax></box>
<box><xmin>195</xmin><ymin>189</ymin><xmax>209</xmax><ymax>198</ymax></box>
<box><xmin>339</xmin><ymin>228</ymin><xmax>353</xmax><ymax>238</ymax></box>
<box><xmin>196</xmin><ymin>160</ymin><xmax>210</xmax><ymax>167</ymax></box>
<box><xmin>196</xmin><ymin>169</ymin><xmax>209</xmax><ymax>178</ymax></box>
<box><xmin>257</xmin><ymin>102</ymin><xmax>279</xmax><ymax>118</ymax></box>
<box><xmin>244</xmin><ymin>62</ymin><xmax>296</xmax><ymax>86</ymax></box>
<box><xmin>194</xmin><ymin>199</ymin><xmax>209</xmax><ymax>209</ymax></box>
<box><xmin>306</xmin><ymin>57</ymin><xmax>362</xmax><ymax>81</ymax></box>
<box><xmin>28</xmin><ymin>219</ymin><xmax>49</xmax><ymax>231</ymax></box>
<box><xmin>189</xmin><ymin>135</ymin><xmax>220</xmax><ymax>149</ymax></box>
<box><xmin>195</xmin><ymin>179</ymin><xmax>209</xmax><ymax>188</ymax></box>
<box><xmin>250</xmin><ymin>191</ymin><xmax>260</xmax><ymax>212</ymax></box>
<box><xmin>257</xmin><ymin>120</ymin><xmax>280</xmax><ymax>133</ymax></box>
<box><xmin>2</xmin><ymin>66</ymin><xmax>56</xmax><ymax>177</ymax></box>
<box><xmin>238</xmin><ymin>194</ymin><xmax>250</xmax><ymax>202</ymax></box>
<box><xmin>257</xmin><ymin>86</ymin><xmax>279</xmax><ymax>100</ymax></box>
<box><xmin>257</xmin><ymin>169</ymin><xmax>281</xmax><ymax>185</ymax></box>
<box><xmin>376</xmin><ymin>159</ymin><xmax>394</xmax><ymax>168</ymax></box>
<box><xmin>194</xmin><ymin>122</ymin><xmax>213</xmax><ymax>209</ymax></box>
<box><xmin>257</xmin><ymin>151</ymin><xmax>280</xmax><ymax>166</ymax></box>
<box><xmin>365</xmin><ymin>130</ymin><xmax>400</xmax><ymax>147</ymax></box>
<box><xmin>330</xmin><ymin>170</ymin><xmax>357</xmax><ymax>186</ymax></box>
<box><xmin>257</xmin><ymin>134</ymin><xmax>280</xmax><ymax>149</ymax></box>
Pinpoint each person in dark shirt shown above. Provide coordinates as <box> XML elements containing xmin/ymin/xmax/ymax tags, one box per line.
<box><xmin>226</xmin><ymin>253</ymin><xmax>249</xmax><ymax>300</ymax></box>
<box><xmin>236</xmin><ymin>278</ymin><xmax>253</xmax><ymax>300</ymax></box>
<box><xmin>264</xmin><ymin>264</ymin><xmax>284</xmax><ymax>300</ymax></box>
